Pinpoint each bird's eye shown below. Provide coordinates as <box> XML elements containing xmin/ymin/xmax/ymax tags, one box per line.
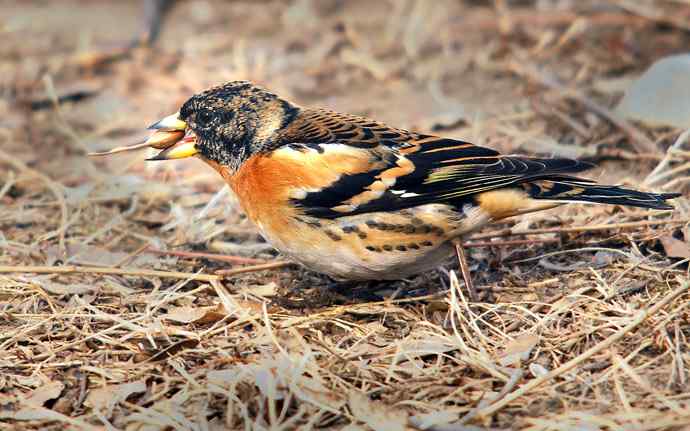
<box><xmin>196</xmin><ymin>110</ymin><xmax>214</xmax><ymax>125</ymax></box>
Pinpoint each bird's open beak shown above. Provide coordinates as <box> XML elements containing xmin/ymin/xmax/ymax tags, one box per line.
<box><xmin>145</xmin><ymin>112</ymin><xmax>198</xmax><ymax>160</ymax></box>
<box><xmin>87</xmin><ymin>111</ymin><xmax>198</xmax><ymax>159</ymax></box>
<box><xmin>148</xmin><ymin>112</ymin><xmax>187</xmax><ymax>132</ymax></box>
<box><xmin>146</xmin><ymin>135</ymin><xmax>197</xmax><ymax>160</ymax></box>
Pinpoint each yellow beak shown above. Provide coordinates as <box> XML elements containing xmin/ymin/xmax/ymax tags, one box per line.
<box><xmin>147</xmin><ymin>112</ymin><xmax>187</xmax><ymax>131</ymax></box>
<box><xmin>146</xmin><ymin>137</ymin><xmax>198</xmax><ymax>160</ymax></box>
<box><xmin>145</xmin><ymin>112</ymin><xmax>198</xmax><ymax>160</ymax></box>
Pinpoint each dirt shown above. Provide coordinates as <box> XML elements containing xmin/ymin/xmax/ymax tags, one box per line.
<box><xmin>1</xmin><ymin>1</ymin><xmax>690</xmax><ymax>430</ymax></box>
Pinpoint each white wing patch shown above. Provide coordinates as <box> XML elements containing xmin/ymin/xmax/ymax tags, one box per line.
<box><xmin>400</xmin><ymin>192</ymin><xmax>420</xmax><ymax>198</ymax></box>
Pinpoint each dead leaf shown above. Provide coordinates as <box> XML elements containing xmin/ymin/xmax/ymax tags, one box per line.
<box><xmin>291</xmin><ymin>368</ymin><xmax>346</xmax><ymax>412</ymax></box>
<box><xmin>85</xmin><ymin>380</ymin><xmax>147</xmax><ymax>414</ymax></box>
<box><xmin>348</xmin><ymin>391</ymin><xmax>408</xmax><ymax>431</ymax></box>
<box><xmin>23</xmin><ymin>381</ymin><xmax>64</xmax><ymax>406</ymax></box>
<box><xmin>164</xmin><ymin>304</ymin><xmax>227</xmax><ymax>324</ymax></box>
<box><xmin>35</xmin><ymin>279</ymin><xmax>93</xmax><ymax>295</ymax></box>
<box><xmin>247</xmin><ymin>282</ymin><xmax>277</xmax><ymax>297</ymax></box>
<box><xmin>399</xmin><ymin>340</ymin><xmax>457</xmax><ymax>360</ymax></box>
<box><xmin>499</xmin><ymin>334</ymin><xmax>539</xmax><ymax>366</ymax></box>
<box><xmin>13</xmin><ymin>375</ymin><xmax>43</xmax><ymax>388</ymax></box>
<box><xmin>410</xmin><ymin>410</ymin><xmax>459</xmax><ymax>429</ymax></box>
<box><xmin>13</xmin><ymin>406</ymin><xmax>66</xmax><ymax>422</ymax></box>
<box><xmin>44</xmin><ymin>244</ymin><xmax>129</xmax><ymax>267</ymax></box>
<box><xmin>13</xmin><ymin>381</ymin><xmax>65</xmax><ymax>421</ymax></box>
<box><xmin>233</xmin><ymin>298</ymin><xmax>265</xmax><ymax>315</ymax></box>
<box><xmin>660</xmin><ymin>235</ymin><xmax>690</xmax><ymax>259</ymax></box>
<box><xmin>299</xmin><ymin>384</ymin><xmax>347</xmax><ymax>412</ymax></box>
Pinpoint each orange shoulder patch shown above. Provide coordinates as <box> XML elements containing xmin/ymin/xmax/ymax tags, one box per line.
<box><xmin>212</xmin><ymin>145</ymin><xmax>374</xmax><ymax>225</ymax></box>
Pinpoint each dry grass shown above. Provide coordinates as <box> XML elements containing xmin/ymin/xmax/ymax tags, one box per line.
<box><xmin>2</xmin><ymin>1</ymin><xmax>690</xmax><ymax>429</ymax></box>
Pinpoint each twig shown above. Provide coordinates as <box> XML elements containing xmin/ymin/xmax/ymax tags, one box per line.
<box><xmin>214</xmin><ymin>261</ymin><xmax>293</xmax><ymax>276</ymax></box>
<box><xmin>511</xmin><ymin>62</ymin><xmax>658</xmax><ymax>154</ymax></box>
<box><xmin>454</xmin><ymin>241</ymin><xmax>478</xmax><ymax>302</ymax></box>
<box><xmin>463</xmin><ymin>238</ymin><xmax>560</xmax><ymax>248</ymax></box>
<box><xmin>452</xmin><ymin>10</ymin><xmax>648</xmax><ymax>32</ymax></box>
<box><xmin>476</xmin><ymin>279</ymin><xmax>690</xmax><ymax>418</ymax></box>
<box><xmin>0</xmin><ymin>148</ymin><xmax>69</xmax><ymax>255</ymax></box>
<box><xmin>112</xmin><ymin>243</ymin><xmax>151</xmax><ymax>268</ymax></box>
<box><xmin>597</xmin><ymin>149</ymin><xmax>666</xmax><ymax>162</ymax></box>
<box><xmin>460</xmin><ymin>368</ymin><xmax>524</xmax><ymax>424</ymax></box>
<box><xmin>508</xmin><ymin>247</ymin><xmax>630</xmax><ymax>264</ymax></box>
<box><xmin>12</xmin><ymin>406</ymin><xmax>100</xmax><ymax>431</ymax></box>
<box><xmin>87</xmin><ymin>140</ymin><xmax>150</xmax><ymax>156</ymax></box>
<box><xmin>147</xmin><ymin>248</ymin><xmax>269</xmax><ymax>265</ymax></box>
<box><xmin>505</xmin><ymin>291</ymin><xmax>564</xmax><ymax>333</ymax></box>
<box><xmin>0</xmin><ymin>262</ymin><xmax>292</xmax><ymax>281</ymax></box>
<box><xmin>0</xmin><ymin>265</ymin><xmax>222</xmax><ymax>282</ymax></box>
<box><xmin>614</xmin><ymin>0</ymin><xmax>690</xmax><ymax>32</ymax></box>
<box><xmin>644</xmin><ymin>130</ymin><xmax>690</xmax><ymax>188</ymax></box>
<box><xmin>647</xmin><ymin>161</ymin><xmax>690</xmax><ymax>187</ymax></box>
<box><xmin>469</xmin><ymin>218</ymin><xmax>689</xmax><ymax>241</ymax></box>
<box><xmin>0</xmin><ymin>170</ymin><xmax>16</xmax><ymax>200</ymax></box>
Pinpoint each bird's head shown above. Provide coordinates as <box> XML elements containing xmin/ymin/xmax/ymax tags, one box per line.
<box><xmin>146</xmin><ymin>81</ymin><xmax>299</xmax><ymax>171</ymax></box>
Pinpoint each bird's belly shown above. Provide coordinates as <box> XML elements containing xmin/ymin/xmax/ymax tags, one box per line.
<box><xmin>297</xmin><ymin>241</ymin><xmax>456</xmax><ymax>280</ymax></box>
<box><xmin>253</xmin><ymin>204</ymin><xmax>489</xmax><ymax>280</ymax></box>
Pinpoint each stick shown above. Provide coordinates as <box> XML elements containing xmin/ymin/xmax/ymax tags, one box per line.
<box><xmin>463</xmin><ymin>238</ymin><xmax>560</xmax><ymax>248</ymax></box>
<box><xmin>87</xmin><ymin>140</ymin><xmax>150</xmax><ymax>156</ymax></box>
<box><xmin>0</xmin><ymin>262</ymin><xmax>292</xmax><ymax>281</ymax></box>
<box><xmin>214</xmin><ymin>261</ymin><xmax>293</xmax><ymax>276</ymax></box>
<box><xmin>476</xmin><ymin>280</ymin><xmax>690</xmax><ymax>418</ymax></box>
<box><xmin>0</xmin><ymin>149</ymin><xmax>69</xmax><ymax>255</ymax></box>
<box><xmin>147</xmin><ymin>248</ymin><xmax>269</xmax><ymax>265</ymax></box>
<box><xmin>454</xmin><ymin>241</ymin><xmax>478</xmax><ymax>302</ymax></box>
<box><xmin>644</xmin><ymin>130</ymin><xmax>690</xmax><ymax>187</ymax></box>
<box><xmin>511</xmin><ymin>62</ymin><xmax>658</xmax><ymax>154</ymax></box>
<box><xmin>469</xmin><ymin>218</ymin><xmax>689</xmax><ymax>241</ymax></box>
<box><xmin>0</xmin><ymin>265</ymin><xmax>222</xmax><ymax>282</ymax></box>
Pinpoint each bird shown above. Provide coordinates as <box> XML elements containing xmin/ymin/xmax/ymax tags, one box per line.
<box><xmin>127</xmin><ymin>81</ymin><xmax>679</xmax><ymax>296</ymax></box>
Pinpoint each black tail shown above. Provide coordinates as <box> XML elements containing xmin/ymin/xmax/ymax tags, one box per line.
<box><xmin>525</xmin><ymin>177</ymin><xmax>680</xmax><ymax>210</ymax></box>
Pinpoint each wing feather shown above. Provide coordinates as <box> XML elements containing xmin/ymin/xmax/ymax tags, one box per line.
<box><xmin>276</xmin><ymin>109</ymin><xmax>594</xmax><ymax>218</ymax></box>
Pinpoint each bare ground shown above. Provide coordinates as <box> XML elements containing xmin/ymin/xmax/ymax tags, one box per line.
<box><xmin>1</xmin><ymin>1</ymin><xmax>690</xmax><ymax>430</ymax></box>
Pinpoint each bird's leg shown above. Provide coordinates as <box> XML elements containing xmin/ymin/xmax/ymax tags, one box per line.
<box><xmin>453</xmin><ymin>240</ymin><xmax>478</xmax><ymax>302</ymax></box>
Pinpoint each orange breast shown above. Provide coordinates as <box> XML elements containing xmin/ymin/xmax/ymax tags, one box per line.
<box><xmin>201</xmin><ymin>146</ymin><xmax>374</xmax><ymax>230</ymax></box>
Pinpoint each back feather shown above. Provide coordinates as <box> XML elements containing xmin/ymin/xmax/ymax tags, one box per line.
<box><xmin>279</xmin><ymin>109</ymin><xmax>679</xmax><ymax>217</ymax></box>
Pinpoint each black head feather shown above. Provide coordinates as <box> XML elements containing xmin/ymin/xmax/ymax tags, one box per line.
<box><xmin>180</xmin><ymin>81</ymin><xmax>299</xmax><ymax>171</ymax></box>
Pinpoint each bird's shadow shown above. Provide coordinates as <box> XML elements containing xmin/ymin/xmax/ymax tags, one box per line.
<box><xmin>270</xmin><ymin>266</ymin><xmax>491</xmax><ymax>309</ymax></box>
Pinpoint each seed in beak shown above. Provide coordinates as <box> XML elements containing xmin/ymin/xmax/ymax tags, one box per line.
<box><xmin>144</xmin><ymin>130</ymin><xmax>185</xmax><ymax>149</ymax></box>
<box><xmin>146</xmin><ymin>137</ymin><xmax>198</xmax><ymax>161</ymax></box>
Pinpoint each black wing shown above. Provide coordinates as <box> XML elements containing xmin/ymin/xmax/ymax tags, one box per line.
<box><xmin>280</xmin><ymin>109</ymin><xmax>594</xmax><ymax>218</ymax></box>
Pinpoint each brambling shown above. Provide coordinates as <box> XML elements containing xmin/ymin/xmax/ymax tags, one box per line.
<box><xmin>114</xmin><ymin>81</ymin><xmax>679</xmax><ymax>289</ymax></box>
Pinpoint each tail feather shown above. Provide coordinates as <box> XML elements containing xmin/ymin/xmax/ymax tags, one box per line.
<box><xmin>525</xmin><ymin>178</ymin><xmax>680</xmax><ymax>210</ymax></box>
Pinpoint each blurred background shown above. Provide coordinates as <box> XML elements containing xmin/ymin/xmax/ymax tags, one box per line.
<box><xmin>3</xmin><ymin>2</ymin><xmax>690</xmax><ymax>429</ymax></box>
